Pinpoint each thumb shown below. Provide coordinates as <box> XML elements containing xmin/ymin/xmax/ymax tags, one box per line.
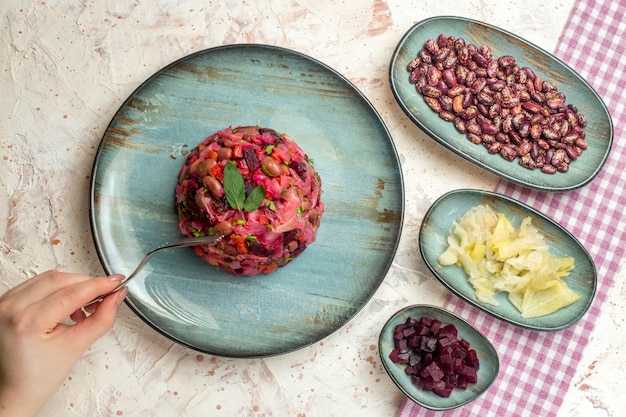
<box><xmin>68</xmin><ymin>287</ymin><xmax>127</xmax><ymax>350</ymax></box>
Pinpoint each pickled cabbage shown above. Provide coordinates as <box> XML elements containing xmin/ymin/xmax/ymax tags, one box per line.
<box><xmin>438</xmin><ymin>205</ymin><xmax>579</xmax><ymax>318</ymax></box>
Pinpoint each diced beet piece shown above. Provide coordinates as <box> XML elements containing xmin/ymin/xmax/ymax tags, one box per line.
<box><xmin>403</xmin><ymin>326</ymin><xmax>417</xmax><ymax>338</ymax></box>
<box><xmin>437</xmin><ymin>324</ymin><xmax>458</xmax><ymax>338</ymax></box>
<box><xmin>461</xmin><ymin>365</ymin><xmax>478</xmax><ymax>384</ymax></box>
<box><xmin>453</xmin><ymin>346</ymin><xmax>467</xmax><ymax>360</ymax></box>
<box><xmin>393</xmin><ymin>326</ymin><xmax>404</xmax><ymax>340</ymax></box>
<box><xmin>440</xmin><ymin>344</ymin><xmax>455</xmax><ymax>357</ymax></box>
<box><xmin>430</xmin><ymin>319</ymin><xmax>442</xmax><ymax>333</ymax></box>
<box><xmin>449</xmin><ymin>374</ymin><xmax>468</xmax><ymax>389</ymax></box>
<box><xmin>464</xmin><ymin>349</ymin><xmax>479</xmax><ymax>368</ymax></box>
<box><xmin>412</xmin><ymin>375</ymin><xmax>424</xmax><ymax>389</ymax></box>
<box><xmin>440</xmin><ymin>361</ymin><xmax>453</xmax><ymax>375</ymax></box>
<box><xmin>406</xmin><ymin>316</ymin><xmax>419</xmax><ymax>326</ymax></box>
<box><xmin>405</xmin><ymin>365</ymin><xmax>418</xmax><ymax>376</ymax></box>
<box><xmin>459</xmin><ymin>339</ymin><xmax>471</xmax><ymax>350</ymax></box>
<box><xmin>439</xmin><ymin>348</ymin><xmax>453</xmax><ymax>364</ymax></box>
<box><xmin>453</xmin><ymin>358</ymin><xmax>465</xmax><ymax>373</ymax></box>
<box><xmin>425</xmin><ymin>362</ymin><xmax>445</xmax><ymax>382</ymax></box>
<box><xmin>407</xmin><ymin>335</ymin><xmax>420</xmax><ymax>349</ymax></box>
<box><xmin>243</xmin><ymin>147</ymin><xmax>260</xmax><ymax>172</ymax></box>
<box><xmin>437</xmin><ymin>335</ymin><xmax>455</xmax><ymax>351</ymax></box>
<box><xmin>395</xmin><ymin>338</ymin><xmax>408</xmax><ymax>352</ymax></box>
<box><xmin>396</xmin><ymin>352</ymin><xmax>410</xmax><ymax>364</ymax></box>
<box><xmin>409</xmin><ymin>350</ymin><xmax>422</xmax><ymax>366</ymax></box>
<box><xmin>420</xmin><ymin>336</ymin><xmax>437</xmax><ymax>352</ymax></box>
<box><xmin>416</xmin><ymin>323</ymin><xmax>430</xmax><ymax>336</ymax></box>
<box><xmin>422</xmin><ymin>376</ymin><xmax>436</xmax><ymax>391</ymax></box>
<box><xmin>420</xmin><ymin>316</ymin><xmax>435</xmax><ymax>327</ymax></box>
<box><xmin>394</xmin><ymin>323</ymin><xmax>407</xmax><ymax>334</ymax></box>
<box><xmin>389</xmin><ymin>349</ymin><xmax>401</xmax><ymax>363</ymax></box>
<box><xmin>433</xmin><ymin>380</ymin><xmax>454</xmax><ymax>398</ymax></box>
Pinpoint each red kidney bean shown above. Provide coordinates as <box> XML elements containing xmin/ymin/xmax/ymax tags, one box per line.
<box><xmin>451</xmin><ymin>96</ymin><xmax>463</xmax><ymax>114</ymax></box>
<box><xmin>217</xmin><ymin>146</ymin><xmax>233</xmax><ymax>161</ymax></box>
<box><xmin>446</xmin><ymin>85</ymin><xmax>466</xmax><ymax>98</ymax></box>
<box><xmin>434</xmin><ymin>47</ymin><xmax>451</xmax><ymax>62</ymax></box>
<box><xmin>487</xmin><ymin>142</ymin><xmax>502</xmax><ymax>154</ymax></box>
<box><xmin>442</xmin><ymin>68</ymin><xmax>457</xmax><ymax>87</ymax></box>
<box><xmin>439</xmin><ymin>110</ymin><xmax>455</xmax><ymax>121</ymax></box>
<box><xmin>261</xmin><ymin>156</ymin><xmax>283</xmax><ymax>177</ymax></box>
<box><xmin>461</xmin><ymin>106</ymin><xmax>479</xmax><ymax>120</ymax></box>
<box><xmin>462</xmin><ymin>92</ymin><xmax>474</xmax><ymax>108</ymax></box>
<box><xmin>454</xmin><ymin>117</ymin><xmax>467</xmax><ymax>133</ymax></box>
<box><xmin>466</xmin><ymin>120</ymin><xmax>481</xmax><ymax>135</ymax></box>
<box><xmin>500</xmin><ymin>145</ymin><xmax>517</xmax><ymax>161</ymax></box>
<box><xmin>517</xmin><ymin>140</ymin><xmax>532</xmax><ymax>156</ymax></box>
<box><xmin>439</xmin><ymin>95</ymin><xmax>453</xmax><ymax>112</ymax></box>
<box><xmin>202</xmin><ymin>175</ymin><xmax>224</xmax><ymax>198</ymax></box>
<box><xmin>423</xmin><ymin>85</ymin><xmax>442</xmax><ymax>98</ymax></box>
<box><xmin>467</xmin><ymin>133</ymin><xmax>482</xmax><ymax>144</ymax></box>
<box><xmin>424</xmin><ymin>96</ymin><xmax>442</xmax><ymax>112</ymax></box>
<box><xmin>486</xmin><ymin>60</ymin><xmax>499</xmax><ymax>77</ymax></box>
<box><xmin>427</xmin><ymin>66</ymin><xmax>442</xmax><ymax>85</ymax></box>
<box><xmin>522</xmin><ymin>101</ymin><xmax>543</xmax><ymax>114</ymax></box>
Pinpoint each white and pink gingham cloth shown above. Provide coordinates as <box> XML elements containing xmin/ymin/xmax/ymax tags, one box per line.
<box><xmin>398</xmin><ymin>1</ymin><xmax>626</xmax><ymax>416</ymax></box>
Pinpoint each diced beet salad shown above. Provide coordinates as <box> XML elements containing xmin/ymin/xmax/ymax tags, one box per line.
<box><xmin>175</xmin><ymin>126</ymin><xmax>324</xmax><ymax>276</ymax></box>
<box><xmin>389</xmin><ymin>316</ymin><xmax>480</xmax><ymax>398</ymax></box>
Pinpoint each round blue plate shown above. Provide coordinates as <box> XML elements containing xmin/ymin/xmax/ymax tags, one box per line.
<box><xmin>390</xmin><ymin>16</ymin><xmax>613</xmax><ymax>191</ymax></box>
<box><xmin>90</xmin><ymin>44</ymin><xmax>404</xmax><ymax>357</ymax></box>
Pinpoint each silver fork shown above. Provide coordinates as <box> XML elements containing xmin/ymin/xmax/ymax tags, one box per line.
<box><xmin>84</xmin><ymin>234</ymin><xmax>224</xmax><ymax>307</ymax></box>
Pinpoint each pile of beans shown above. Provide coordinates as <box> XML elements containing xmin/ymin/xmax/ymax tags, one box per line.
<box><xmin>408</xmin><ymin>34</ymin><xmax>588</xmax><ymax>174</ymax></box>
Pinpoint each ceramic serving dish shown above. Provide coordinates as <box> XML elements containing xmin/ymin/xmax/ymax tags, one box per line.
<box><xmin>379</xmin><ymin>304</ymin><xmax>499</xmax><ymax>410</ymax></box>
<box><xmin>419</xmin><ymin>189</ymin><xmax>596</xmax><ymax>331</ymax></box>
<box><xmin>390</xmin><ymin>16</ymin><xmax>613</xmax><ymax>191</ymax></box>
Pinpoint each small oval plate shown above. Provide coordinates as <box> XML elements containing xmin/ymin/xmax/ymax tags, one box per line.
<box><xmin>419</xmin><ymin>189</ymin><xmax>597</xmax><ymax>331</ymax></box>
<box><xmin>379</xmin><ymin>304</ymin><xmax>499</xmax><ymax>411</ymax></box>
<box><xmin>390</xmin><ymin>16</ymin><xmax>613</xmax><ymax>191</ymax></box>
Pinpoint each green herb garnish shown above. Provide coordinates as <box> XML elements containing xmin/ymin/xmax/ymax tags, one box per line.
<box><xmin>244</xmin><ymin>184</ymin><xmax>266</xmax><ymax>211</ymax></box>
<box><xmin>223</xmin><ymin>161</ymin><xmax>266</xmax><ymax>212</ymax></box>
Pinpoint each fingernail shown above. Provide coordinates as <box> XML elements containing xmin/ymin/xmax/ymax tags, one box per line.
<box><xmin>109</xmin><ymin>274</ymin><xmax>125</xmax><ymax>282</ymax></box>
<box><xmin>115</xmin><ymin>287</ymin><xmax>128</xmax><ymax>306</ymax></box>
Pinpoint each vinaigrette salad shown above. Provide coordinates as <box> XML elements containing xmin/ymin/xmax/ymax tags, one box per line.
<box><xmin>176</xmin><ymin>126</ymin><xmax>324</xmax><ymax>276</ymax></box>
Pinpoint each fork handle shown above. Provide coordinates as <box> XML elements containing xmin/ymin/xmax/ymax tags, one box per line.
<box><xmin>82</xmin><ymin>235</ymin><xmax>223</xmax><ymax>308</ymax></box>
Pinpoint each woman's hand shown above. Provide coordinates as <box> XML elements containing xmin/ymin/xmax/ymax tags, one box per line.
<box><xmin>0</xmin><ymin>271</ymin><xmax>128</xmax><ymax>417</ymax></box>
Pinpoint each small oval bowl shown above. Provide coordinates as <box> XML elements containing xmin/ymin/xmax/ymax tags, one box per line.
<box><xmin>419</xmin><ymin>189</ymin><xmax>597</xmax><ymax>331</ymax></box>
<box><xmin>390</xmin><ymin>16</ymin><xmax>613</xmax><ymax>191</ymax></box>
<box><xmin>379</xmin><ymin>304</ymin><xmax>499</xmax><ymax>410</ymax></box>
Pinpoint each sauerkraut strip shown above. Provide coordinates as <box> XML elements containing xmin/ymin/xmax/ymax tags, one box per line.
<box><xmin>438</xmin><ymin>205</ymin><xmax>579</xmax><ymax>318</ymax></box>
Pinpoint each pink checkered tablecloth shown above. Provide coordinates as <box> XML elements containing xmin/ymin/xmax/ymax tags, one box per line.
<box><xmin>397</xmin><ymin>1</ymin><xmax>626</xmax><ymax>416</ymax></box>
